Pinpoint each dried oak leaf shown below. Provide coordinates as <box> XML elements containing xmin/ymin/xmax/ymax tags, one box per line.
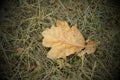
<box><xmin>42</xmin><ymin>20</ymin><xmax>85</xmax><ymax>59</ymax></box>
<box><xmin>42</xmin><ymin>20</ymin><xmax>98</xmax><ymax>59</ymax></box>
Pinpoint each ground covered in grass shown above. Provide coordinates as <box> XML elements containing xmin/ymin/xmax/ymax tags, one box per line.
<box><xmin>0</xmin><ymin>0</ymin><xmax>120</xmax><ymax>80</ymax></box>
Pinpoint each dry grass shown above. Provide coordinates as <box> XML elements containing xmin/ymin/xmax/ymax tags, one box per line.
<box><xmin>0</xmin><ymin>0</ymin><xmax>120</xmax><ymax>80</ymax></box>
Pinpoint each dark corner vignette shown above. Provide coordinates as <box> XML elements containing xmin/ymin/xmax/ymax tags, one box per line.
<box><xmin>0</xmin><ymin>0</ymin><xmax>15</xmax><ymax>80</ymax></box>
<box><xmin>106</xmin><ymin>1</ymin><xmax>120</xmax><ymax>80</ymax></box>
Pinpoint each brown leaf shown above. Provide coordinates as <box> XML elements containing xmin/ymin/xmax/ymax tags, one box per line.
<box><xmin>17</xmin><ymin>47</ymin><xmax>24</xmax><ymax>54</ymax></box>
<box><xmin>42</xmin><ymin>20</ymin><xmax>85</xmax><ymax>59</ymax></box>
<box><xmin>85</xmin><ymin>39</ymin><xmax>97</xmax><ymax>54</ymax></box>
<box><xmin>77</xmin><ymin>39</ymin><xmax>98</xmax><ymax>56</ymax></box>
